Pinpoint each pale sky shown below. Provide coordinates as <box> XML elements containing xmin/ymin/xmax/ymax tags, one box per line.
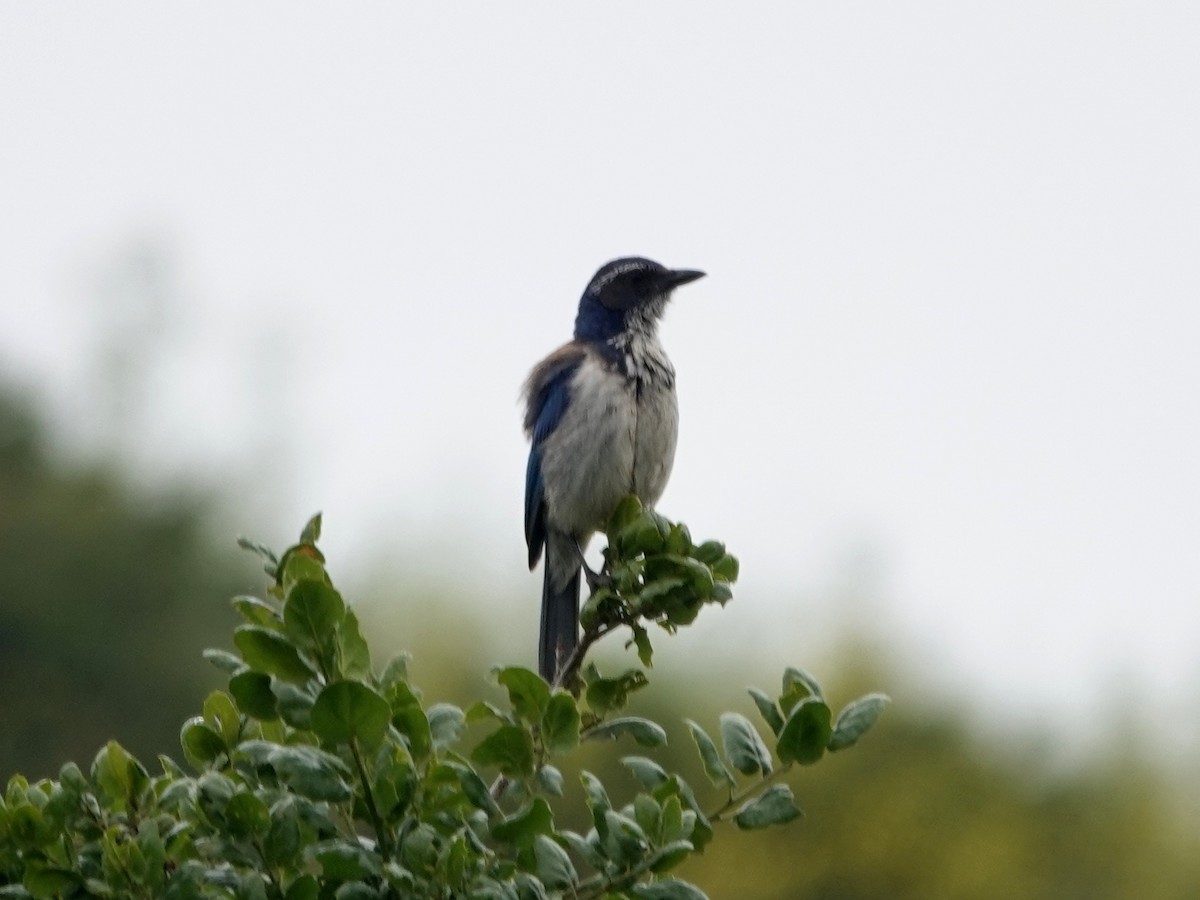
<box><xmin>3</xmin><ymin>4</ymin><xmax>1199</xmax><ymax>746</ymax></box>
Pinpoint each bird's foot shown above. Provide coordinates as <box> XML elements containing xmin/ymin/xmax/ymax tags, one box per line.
<box><xmin>582</xmin><ymin>563</ymin><xmax>612</xmax><ymax>594</ymax></box>
<box><xmin>571</xmin><ymin>538</ymin><xmax>612</xmax><ymax>593</ymax></box>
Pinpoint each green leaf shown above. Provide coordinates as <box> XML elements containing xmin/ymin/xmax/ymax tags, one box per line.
<box><xmin>385</xmin><ymin>676</ymin><xmax>422</xmax><ymax>712</ymax></box>
<box><xmin>664</xmin><ymin>522</ymin><xmax>691</xmax><ymax>555</ymax></box>
<box><xmin>234</xmin><ymin>626</ymin><xmax>316</xmax><ymax>684</ymax></box>
<box><xmin>203</xmin><ymin>690</ymin><xmax>241</xmax><ymax>745</ymax></box>
<box><xmin>606</xmin><ymin>495</ymin><xmax>644</xmax><ymax>535</ymax></box>
<box><xmin>233</xmin><ymin>595</ymin><xmax>283</xmax><ymax>629</ymax></box>
<box><xmin>533</xmin><ymin>835</ymin><xmax>576</xmax><ymax>889</ymax></box>
<box><xmin>733</xmin><ymin>783</ymin><xmax>802</xmax><ymax>829</ymax></box>
<box><xmin>392</xmin><ymin>705</ymin><xmax>433</xmax><ymax>762</ymax></box>
<box><xmin>332</xmin><ymin>884</ymin><xmax>376</xmax><ymax>900</ymax></box>
<box><xmin>444</xmin><ymin>835</ymin><xmax>470</xmax><ymax>891</ymax></box>
<box><xmin>747</xmin><ymin>687</ymin><xmax>785</xmax><ymax>736</ymax></box>
<box><xmin>59</xmin><ymin>761</ymin><xmax>88</xmax><ymax>793</ymax></box>
<box><xmin>180</xmin><ymin>718</ymin><xmax>226</xmax><ymax>768</ymax></box>
<box><xmin>236</xmin><ymin>739</ymin><xmax>278</xmax><ymax>766</ymax></box>
<box><xmin>586</xmin><ymin>716</ymin><xmax>667</xmax><ymax>747</ymax></box>
<box><xmin>535</xmin><ymin>764</ymin><xmax>564</xmax><ymax>796</ymax></box>
<box><xmin>300</xmin><ymin>513</ymin><xmax>322</xmax><ymax>544</ymax></box>
<box><xmin>23</xmin><ymin>866</ymin><xmax>82</xmax><ymax>898</ymax></box>
<box><xmin>659</xmin><ymin>795</ymin><xmax>686</xmax><ymax>844</ymax></box>
<box><xmin>272</xmin><ymin>681</ymin><xmax>314</xmax><ymax>728</ymax></box>
<box><xmin>540</xmin><ymin>692</ymin><xmax>580</xmax><ymax>753</ymax></box>
<box><xmin>398</xmin><ymin>822</ymin><xmax>439</xmax><ymax>873</ymax></box>
<box><xmin>202</xmin><ymin>648</ymin><xmax>245</xmax><ymax>675</ymax></box>
<box><xmin>634</xmin><ymin>793</ymin><xmax>663</xmax><ymax>837</ymax></box>
<box><xmin>378</xmin><ymin>652</ymin><xmax>410</xmax><ymax>692</ymax></box>
<box><xmin>471</xmin><ymin>724</ymin><xmax>535</xmax><ymax>778</ymax></box>
<box><xmin>459</xmin><ymin>767</ymin><xmax>500</xmax><ymax>815</ymax></box>
<box><xmin>559</xmin><ymin>830</ymin><xmax>606</xmax><ymax>871</ymax></box>
<box><xmin>660</xmin><ymin>589</ymin><xmax>705</xmax><ymax>626</ymax></box>
<box><xmin>492</xmin><ymin>797</ymin><xmax>554</xmax><ymax>846</ymax></box>
<box><xmin>264</xmin><ymin>798</ymin><xmax>302</xmax><ymax>868</ymax></box>
<box><xmin>194</xmin><ymin>770</ymin><xmax>235</xmax><ymax>819</ymax></box>
<box><xmin>617</xmin><ymin>515</ymin><xmax>667</xmax><ymax>557</ymax></box>
<box><xmin>600</xmin><ymin>809</ymin><xmax>649</xmax><ymax>865</ymax></box>
<box><xmin>631</xmin><ymin>623</ymin><xmax>654</xmax><ymax>667</ymax></box>
<box><xmin>279</xmin><ymin>546</ymin><xmax>328</xmax><ymax>591</ymax></box>
<box><xmin>649</xmin><ymin>840</ymin><xmax>694</xmax><ymax>875</ymax></box>
<box><xmin>828</xmin><ymin>692</ymin><xmax>890</xmax><ymax>751</ymax></box>
<box><xmin>311</xmin><ymin>681</ymin><xmax>391</xmax><ymax>748</ymax></box>
<box><xmin>157</xmin><ymin>778</ymin><xmax>192</xmax><ymax>813</ymax></box>
<box><xmin>91</xmin><ymin>741</ymin><xmax>148</xmax><ymax>811</ymax></box>
<box><xmin>257</xmin><ymin>744</ymin><xmax>353</xmax><ymax>801</ymax></box>
<box><xmin>685</xmin><ymin>719</ymin><xmax>735</xmax><ymax>787</ymax></box>
<box><xmin>369</xmin><ymin>748</ymin><xmax>412</xmax><ymax>817</ymax></box>
<box><xmin>579</xmin><ymin>585</ymin><xmax>617</xmax><ymax>631</ymax></box>
<box><xmin>631</xmin><ymin>880</ymin><xmax>709</xmax><ymax>900</ymax></box>
<box><xmin>711</xmin><ymin>553</ymin><xmax>739</xmax><ymax>583</ymax></box>
<box><xmin>621</xmin><ymin>755</ymin><xmax>668</xmax><ymax>790</ymax></box>
<box><xmin>672</xmin><ymin>555</ymin><xmax>715</xmax><ymax>594</ymax></box>
<box><xmin>283</xmin><ymin>580</ymin><xmax>345</xmax><ymax>648</ymax></box>
<box><xmin>229</xmin><ymin>671</ymin><xmax>279</xmax><ymax>720</ymax></box>
<box><xmin>780</xmin><ymin>667</ymin><xmax>823</xmax><ymax>713</ymax></box>
<box><xmin>580</xmin><ymin>770</ymin><xmax>611</xmax><ymax>833</ymax></box>
<box><xmin>225</xmin><ymin>791</ymin><xmax>271</xmax><ymax>839</ymax></box>
<box><xmin>7</xmin><ymin>804</ymin><xmax>44</xmax><ymax>847</ymax></box>
<box><xmin>311</xmin><ymin>839</ymin><xmax>381</xmax><ymax>881</ymax></box>
<box><xmin>496</xmin><ymin>666</ymin><xmax>551</xmax><ymax>722</ymax></box>
<box><xmin>584</xmin><ymin>669</ymin><xmax>648</xmax><ymax>713</ymax></box>
<box><xmin>337</xmin><ymin>608</ymin><xmax>372</xmax><ymax>680</ymax></box>
<box><xmin>237</xmin><ymin>535</ymin><xmax>279</xmax><ymax>569</ymax></box>
<box><xmin>134</xmin><ymin>819</ymin><xmax>166</xmax><ymax>890</ymax></box>
<box><xmin>776</xmin><ymin>697</ymin><xmax>833</xmax><ymax>765</ymax></box>
<box><xmin>692</xmin><ymin>812</ymin><xmax>716</xmax><ymax>854</ymax></box>
<box><xmin>427</xmin><ymin>703</ymin><xmax>466</xmax><ymax>749</ymax></box>
<box><xmin>284</xmin><ymin>875</ymin><xmax>318</xmax><ymax>900</ymax></box>
<box><xmin>464</xmin><ymin>700</ymin><xmax>506</xmax><ymax>723</ymax></box>
<box><xmin>719</xmin><ymin>713</ymin><xmax>772</xmax><ymax>776</ymax></box>
<box><xmin>637</xmin><ymin>577</ymin><xmax>688</xmax><ymax>612</ymax></box>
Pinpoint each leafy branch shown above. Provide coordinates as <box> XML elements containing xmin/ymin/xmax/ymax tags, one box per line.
<box><xmin>0</xmin><ymin>509</ymin><xmax>888</xmax><ymax>900</ymax></box>
<box><xmin>553</xmin><ymin>495</ymin><xmax>740</xmax><ymax>693</ymax></box>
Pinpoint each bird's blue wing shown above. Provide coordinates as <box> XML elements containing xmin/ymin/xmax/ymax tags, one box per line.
<box><xmin>523</xmin><ymin>343</ymin><xmax>585</xmax><ymax>568</ymax></box>
<box><xmin>525</xmin><ymin>447</ymin><xmax>549</xmax><ymax>568</ymax></box>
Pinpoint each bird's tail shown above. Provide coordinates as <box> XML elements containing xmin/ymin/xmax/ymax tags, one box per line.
<box><xmin>539</xmin><ymin>543</ymin><xmax>581</xmax><ymax>683</ymax></box>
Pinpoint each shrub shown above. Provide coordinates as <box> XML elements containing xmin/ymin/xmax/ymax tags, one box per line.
<box><xmin>0</xmin><ymin>501</ymin><xmax>886</xmax><ymax>899</ymax></box>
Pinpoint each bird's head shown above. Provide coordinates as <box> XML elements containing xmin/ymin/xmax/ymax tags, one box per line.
<box><xmin>573</xmin><ymin>257</ymin><xmax>705</xmax><ymax>342</ymax></box>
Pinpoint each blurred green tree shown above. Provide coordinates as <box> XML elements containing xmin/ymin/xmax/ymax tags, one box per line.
<box><xmin>671</xmin><ymin>678</ymin><xmax>1200</xmax><ymax>899</ymax></box>
<box><xmin>0</xmin><ymin>387</ymin><xmax>256</xmax><ymax>777</ymax></box>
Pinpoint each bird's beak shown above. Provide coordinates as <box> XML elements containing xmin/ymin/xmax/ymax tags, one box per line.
<box><xmin>664</xmin><ymin>268</ymin><xmax>706</xmax><ymax>289</ymax></box>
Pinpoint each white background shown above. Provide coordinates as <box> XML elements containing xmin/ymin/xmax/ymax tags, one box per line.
<box><xmin>3</xmin><ymin>4</ymin><xmax>1198</xmax><ymax>749</ymax></box>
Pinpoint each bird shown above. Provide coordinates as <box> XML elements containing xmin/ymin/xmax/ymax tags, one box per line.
<box><xmin>522</xmin><ymin>257</ymin><xmax>705</xmax><ymax>682</ymax></box>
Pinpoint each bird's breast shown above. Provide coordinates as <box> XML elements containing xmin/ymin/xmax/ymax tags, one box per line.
<box><xmin>539</xmin><ymin>347</ymin><xmax>678</xmax><ymax>537</ymax></box>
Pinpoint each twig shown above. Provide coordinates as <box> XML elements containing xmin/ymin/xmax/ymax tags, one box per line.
<box><xmin>348</xmin><ymin>740</ymin><xmax>391</xmax><ymax>862</ymax></box>
<box><xmin>705</xmin><ymin>763</ymin><xmax>794</xmax><ymax>822</ymax></box>
<box><xmin>552</xmin><ymin>621</ymin><xmax>622</xmax><ymax>694</ymax></box>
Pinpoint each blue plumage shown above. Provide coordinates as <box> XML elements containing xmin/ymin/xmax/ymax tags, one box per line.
<box><xmin>522</xmin><ymin>258</ymin><xmax>705</xmax><ymax>681</ymax></box>
<box><xmin>523</xmin><ymin>345</ymin><xmax>584</xmax><ymax>568</ymax></box>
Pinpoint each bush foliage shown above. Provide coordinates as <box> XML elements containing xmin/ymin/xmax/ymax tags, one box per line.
<box><xmin>0</xmin><ymin>501</ymin><xmax>885</xmax><ymax>899</ymax></box>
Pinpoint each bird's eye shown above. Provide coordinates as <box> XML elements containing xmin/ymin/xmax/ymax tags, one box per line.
<box><xmin>624</xmin><ymin>270</ymin><xmax>654</xmax><ymax>293</ymax></box>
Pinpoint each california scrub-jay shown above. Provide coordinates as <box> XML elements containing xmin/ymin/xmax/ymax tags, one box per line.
<box><xmin>523</xmin><ymin>257</ymin><xmax>705</xmax><ymax>681</ymax></box>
